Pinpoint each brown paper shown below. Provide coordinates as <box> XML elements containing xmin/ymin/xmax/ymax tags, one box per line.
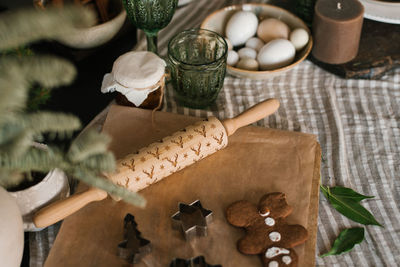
<box><xmin>45</xmin><ymin>105</ymin><xmax>320</xmax><ymax>267</ymax></box>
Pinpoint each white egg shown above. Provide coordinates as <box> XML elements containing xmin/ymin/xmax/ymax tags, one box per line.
<box><xmin>245</xmin><ymin>37</ymin><xmax>264</xmax><ymax>52</ymax></box>
<box><xmin>225</xmin><ymin>11</ymin><xmax>258</xmax><ymax>47</ymax></box>
<box><xmin>290</xmin><ymin>28</ymin><xmax>309</xmax><ymax>51</ymax></box>
<box><xmin>224</xmin><ymin>37</ymin><xmax>233</xmax><ymax>50</ymax></box>
<box><xmin>227</xmin><ymin>50</ymin><xmax>239</xmax><ymax>66</ymax></box>
<box><xmin>238</xmin><ymin>47</ymin><xmax>257</xmax><ymax>60</ymax></box>
<box><xmin>257</xmin><ymin>39</ymin><xmax>296</xmax><ymax>70</ymax></box>
<box><xmin>236</xmin><ymin>58</ymin><xmax>259</xmax><ymax>71</ymax></box>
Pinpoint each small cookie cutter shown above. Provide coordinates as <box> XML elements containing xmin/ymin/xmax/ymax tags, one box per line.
<box><xmin>170</xmin><ymin>255</ymin><xmax>222</xmax><ymax>267</ymax></box>
<box><xmin>117</xmin><ymin>213</ymin><xmax>152</xmax><ymax>264</ymax></box>
<box><xmin>171</xmin><ymin>200</ymin><xmax>213</xmax><ymax>240</ymax></box>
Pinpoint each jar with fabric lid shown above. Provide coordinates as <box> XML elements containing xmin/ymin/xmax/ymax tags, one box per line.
<box><xmin>101</xmin><ymin>51</ymin><xmax>166</xmax><ymax>109</ymax></box>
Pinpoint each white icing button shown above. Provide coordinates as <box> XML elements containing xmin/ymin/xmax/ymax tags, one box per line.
<box><xmin>282</xmin><ymin>255</ymin><xmax>292</xmax><ymax>265</ymax></box>
<box><xmin>268</xmin><ymin>261</ymin><xmax>279</xmax><ymax>267</ymax></box>
<box><xmin>259</xmin><ymin>210</ymin><xmax>270</xmax><ymax>217</ymax></box>
<box><xmin>266</xmin><ymin>247</ymin><xmax>290</xmax><ymax>259</ymax></box>
<box><xmin>265</xmin><ymin>217</ymin><xmax>275</xmax><ymax>226</ymax></box>
<box><xmin>269</xmin><ymin>231</ymin><xmax>281</xmax><ymax>242</ymax></box>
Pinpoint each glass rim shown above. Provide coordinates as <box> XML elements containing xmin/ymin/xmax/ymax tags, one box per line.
<box><xmin>167</xmin><ymin>28</ymin><xmax>228</xmax><ymax>67</ymax></box>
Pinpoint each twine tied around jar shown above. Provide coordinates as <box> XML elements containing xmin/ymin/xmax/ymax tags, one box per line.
<box><xmin>100</xmin><ymin>51</ymin><xmax>168</xmax><ymax>127</ymax></box>
<box><xmin>149</xmin><ymin>73</ymin><xmax>167</xmax><ymax>127</ymax></box>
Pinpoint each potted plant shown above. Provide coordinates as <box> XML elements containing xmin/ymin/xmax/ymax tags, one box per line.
<box><xmin>0</xmin><ymin>5</ymin><xmax>144</xmax><ymax>266</ymax></box>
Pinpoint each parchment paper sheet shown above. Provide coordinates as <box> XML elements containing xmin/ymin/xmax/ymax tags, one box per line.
<box><xmin>45</xmin><ymin>105</ymin><xmax>320</xmax><ymax>267</ymax></box>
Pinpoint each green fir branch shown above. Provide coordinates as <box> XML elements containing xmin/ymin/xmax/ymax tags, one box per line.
<box><xmin>0</xmin><ymin>126</ymin><xmax>32</xmax><ymax>158</ymax></box>
<box><xmin>76</xmin><ymin>153</ymin><xmax>116</xmax><ymax>173</ymax></box>
<box><xmin>0</xmin><ymin>72</ymin><xmax>28</xmax><ymax>116</ymax></box>
<box><xmin>0</xmin><ymin>5</ymin><xmax>146</xmax><ymax>208</ymax></box>
<box><xmin>72</xmin><ymin>169</ymin><xmax>146</xmax><ymax>207</ymax></box>
<box><xmin>0</xmin><ymin>121</ymin><xmax>25</xmax><ymax>146</ymax></box>
<box><xmin>0</xmin><ymin>147</ymin><xmax>64</xmax><ymax>173</ymax></box>
<box><xmin>0</xmin><ymin>170</ymin><xmax>23</xmax><ymax>188</ymax></box>
<box><xmin>67</xmin><ymin>130</ymin><xmax>111</xmax><ymax>162</ymax></box>
<box><xmin>0</xmin><ymin>6</ymin><xmax>96</xmax><ymax>50</ymax></box>
<box><xmin>27</xmin><ymin>86</ymin><xmax>51</xmax><ymax>112</ymax></box>
<box><xmin>24</xmin><ymin>112</ymin><xmax>81</xmax><ymax>135</ymax></box>
<box><xmin>1</xmin><ymin>55</ymin><xmax>77</xmax><ymax>90</ymax></box>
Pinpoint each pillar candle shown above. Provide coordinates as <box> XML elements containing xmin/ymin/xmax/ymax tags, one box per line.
<box><xmin>312</xmin><ymin>0</ymin><xmax>364</xmax><ymax>64</ymax></box>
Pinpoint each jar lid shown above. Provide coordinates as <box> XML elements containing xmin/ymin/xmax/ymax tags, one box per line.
<box><xmin>101</xmin><ymin>51</ymin><xmax>166</xmax><ymax>107</ymax></box>
<box><xmin>113</xmin><ymin>51</ymin><xmax>166</xmax><ymax>89</ymax></box>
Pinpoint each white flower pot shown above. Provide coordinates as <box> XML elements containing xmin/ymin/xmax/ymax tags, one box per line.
<box><xmin>0</xmin><ymin>186</ymin><xmax>24</xmax><ymax>267</ymax></box>
<box><xmin>9</xmin><ymin>168</ymin><xmax>70</xmax><ymax>231</ymax></box>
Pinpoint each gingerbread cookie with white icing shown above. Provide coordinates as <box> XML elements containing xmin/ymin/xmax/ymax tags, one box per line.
<box><xmin>226</xmin><ymin>192</ymin><xmax>308</xmax><ymax>267</ymax></box>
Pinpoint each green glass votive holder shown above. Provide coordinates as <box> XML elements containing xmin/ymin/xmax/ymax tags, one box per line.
<box><xmin>167</xmin><ymin>28</ymin><xmax>228</xmax><ymax>109</ymax></box>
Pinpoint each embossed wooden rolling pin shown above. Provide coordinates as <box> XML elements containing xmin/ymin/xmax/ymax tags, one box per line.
<box><xmin>34</xmin><ymin>99</ymin><xmax>280</xmax><ymax>228</ymax></box>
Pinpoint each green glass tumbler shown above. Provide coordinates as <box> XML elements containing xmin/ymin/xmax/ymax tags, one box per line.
<box><xmin>123</xmin><ymin>0</ymin><xmax>178</xmax><ymax>54</ymax></box>
<box><xmin>167</xmin><ymin>29</ymin><xmax>228</xmax><ymax>109</ymax></box>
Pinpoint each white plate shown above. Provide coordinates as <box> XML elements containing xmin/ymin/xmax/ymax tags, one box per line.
<box><xmin>359</xmin><ymin>0</ymin><xmax>400</xmax><ymax>24</ymax></box>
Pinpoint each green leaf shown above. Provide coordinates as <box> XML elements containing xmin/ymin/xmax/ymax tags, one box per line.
<box><xmin>321</xmin><ymin>227</ymin><xmax>364</xmax><ymax>257</ymax></box>
<box><xmin>329</xmin><ymin>186</ymin><xmax>374</xmax><ymax>202</ymax></box>
<box><xmin>321</xmin><ymin>185</ymin><xmax>382</xmax><ymax>226</ymax></box>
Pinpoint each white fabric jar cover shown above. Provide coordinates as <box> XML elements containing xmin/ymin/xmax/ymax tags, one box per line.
<box><xmin>101</xmin><ymin>51</ymin><xmax>166</xmax><ymax>106</ymax></box>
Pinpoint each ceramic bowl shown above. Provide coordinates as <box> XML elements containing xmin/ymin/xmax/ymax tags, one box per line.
<box><xmin>200</xmin><ymin>3</ymin><xmax>312</xmax><ymax>80</ymax></box>
<box><xmin>55</xmin><ymin>1</ymin><xmax>126</xmax><ymax>49</ymax></box>
<box><xmin>9</xmin><ymin>169</ymin><xmax>69</xmax><ymax>231</ymax></box>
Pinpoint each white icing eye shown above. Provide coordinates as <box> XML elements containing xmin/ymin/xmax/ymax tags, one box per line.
<box><xmin>268</xmin><ymin>261</ymin><xmax>279</xmax><ymax>267</ymax></box>
<box><xmin>259</xmin><ymin>210</ymin><xmax>270</xmax><ymax>217</ymax></box>
<box><xmin>265</xmin><ymin>247</ymin><xmax>290</xmax><ymax>258</ymax></box>
<box><xmin>269</xmin><ymin>231</ymin><xmax>281</xmax><ymax>242</ymax></box>
<box><xmin>264</xmin><ymin>217</ymin><xmax>275</xmax><ymax>226</ymax></box>
<box><xmin>282</xmin><ymin>255</ymin><xmax>292</xmax><ymax>265</ymax></box>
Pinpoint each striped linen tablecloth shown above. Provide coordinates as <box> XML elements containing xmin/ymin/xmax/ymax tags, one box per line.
<box><xmin>31</xmin><ymin>0</ymin><xmax>400</xmax><ymax>266</ymax></box>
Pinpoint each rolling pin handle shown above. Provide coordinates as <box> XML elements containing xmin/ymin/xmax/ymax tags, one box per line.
<box><xmin>222</xmin><ymin>98</ymin><xmax>280</xmax><ymax>136</ymax></box>
<box><xmin>33</xmin><ymin>187</ymin><xmax>107</xmax><ymax>229</ymax></box>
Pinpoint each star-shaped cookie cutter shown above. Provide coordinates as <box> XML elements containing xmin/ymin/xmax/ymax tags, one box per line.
<box><xmin>170</xmin><ymin>255</ymin><xmax>222</xmax><ymax>267</ymax></box>
<box><xmin>117</xmin><ymin>213</ymin><xmax>152</xmax><ymax>264</ymax></box>
<box><xmin>171</xmin><ymin>200</ymin><xmax>213</xmax><ymax>240</ymax></box>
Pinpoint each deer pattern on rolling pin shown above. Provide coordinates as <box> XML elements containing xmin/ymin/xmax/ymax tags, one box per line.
<box><xmin>117</xmin><ymin>177</ymin><xmax>130</xmax><ymax>188</ymax></box>
<box><xmin>171</xmin><ymin>136</ymin><xmax>184</xmax><ymax>148</ymax></box>
<box><xmin>194</xmin><ymin>125</ymin><xmax>207</xmax><ymax>137</ymax></box>
<box><xmin>142</xmin><ymin>165</ymin><xmax>155</xmax><ymax>179</ymax></box>
<box><xmin>190</xmin><ymin>143</ymin><xmax>202</xmax><ymax>156</ymax></box>
<box><xmin>147</xmin><ymin>147</ymin><xmax>161</xmax><ymax>159</ymax></box>
<box><xmin>121</xmin><ymin>159</ymin><xmax>135</xmax><ymax>171</ymax></box>
<box><xmin>163</xmin><ymin>154</ymin><xmax>179</xmax><ymax>167</ymax></box>
<box><xmin>212</xmin><ymin>132</ymin><xmax>225</xmax><ymax>145</ymax></box>
<box><xmin>112</xmin><ymin>117</ymin><xmax>228</xmax><ymax>192</ymax></box>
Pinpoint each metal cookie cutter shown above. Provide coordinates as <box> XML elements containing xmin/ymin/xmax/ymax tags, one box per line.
<box><xmin>171</xmin><ymin>200</ymin><xmax>213</xmax><ymax>240</ymax></box>
<box><xmin>117</xmin><ymin>213</ymin><xmax>151</xmax><ymax>264</ymax></box>
<box><xmin>170</xmin><ymin>255</ymin><xmax>222</xmax><ymax>267</ymax></box>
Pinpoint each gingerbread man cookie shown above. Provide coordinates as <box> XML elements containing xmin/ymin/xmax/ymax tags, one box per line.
<box><xmin>226</xmin><ymin>192</ymin><xmax>308</xmax><ymax>267</ymax></box>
